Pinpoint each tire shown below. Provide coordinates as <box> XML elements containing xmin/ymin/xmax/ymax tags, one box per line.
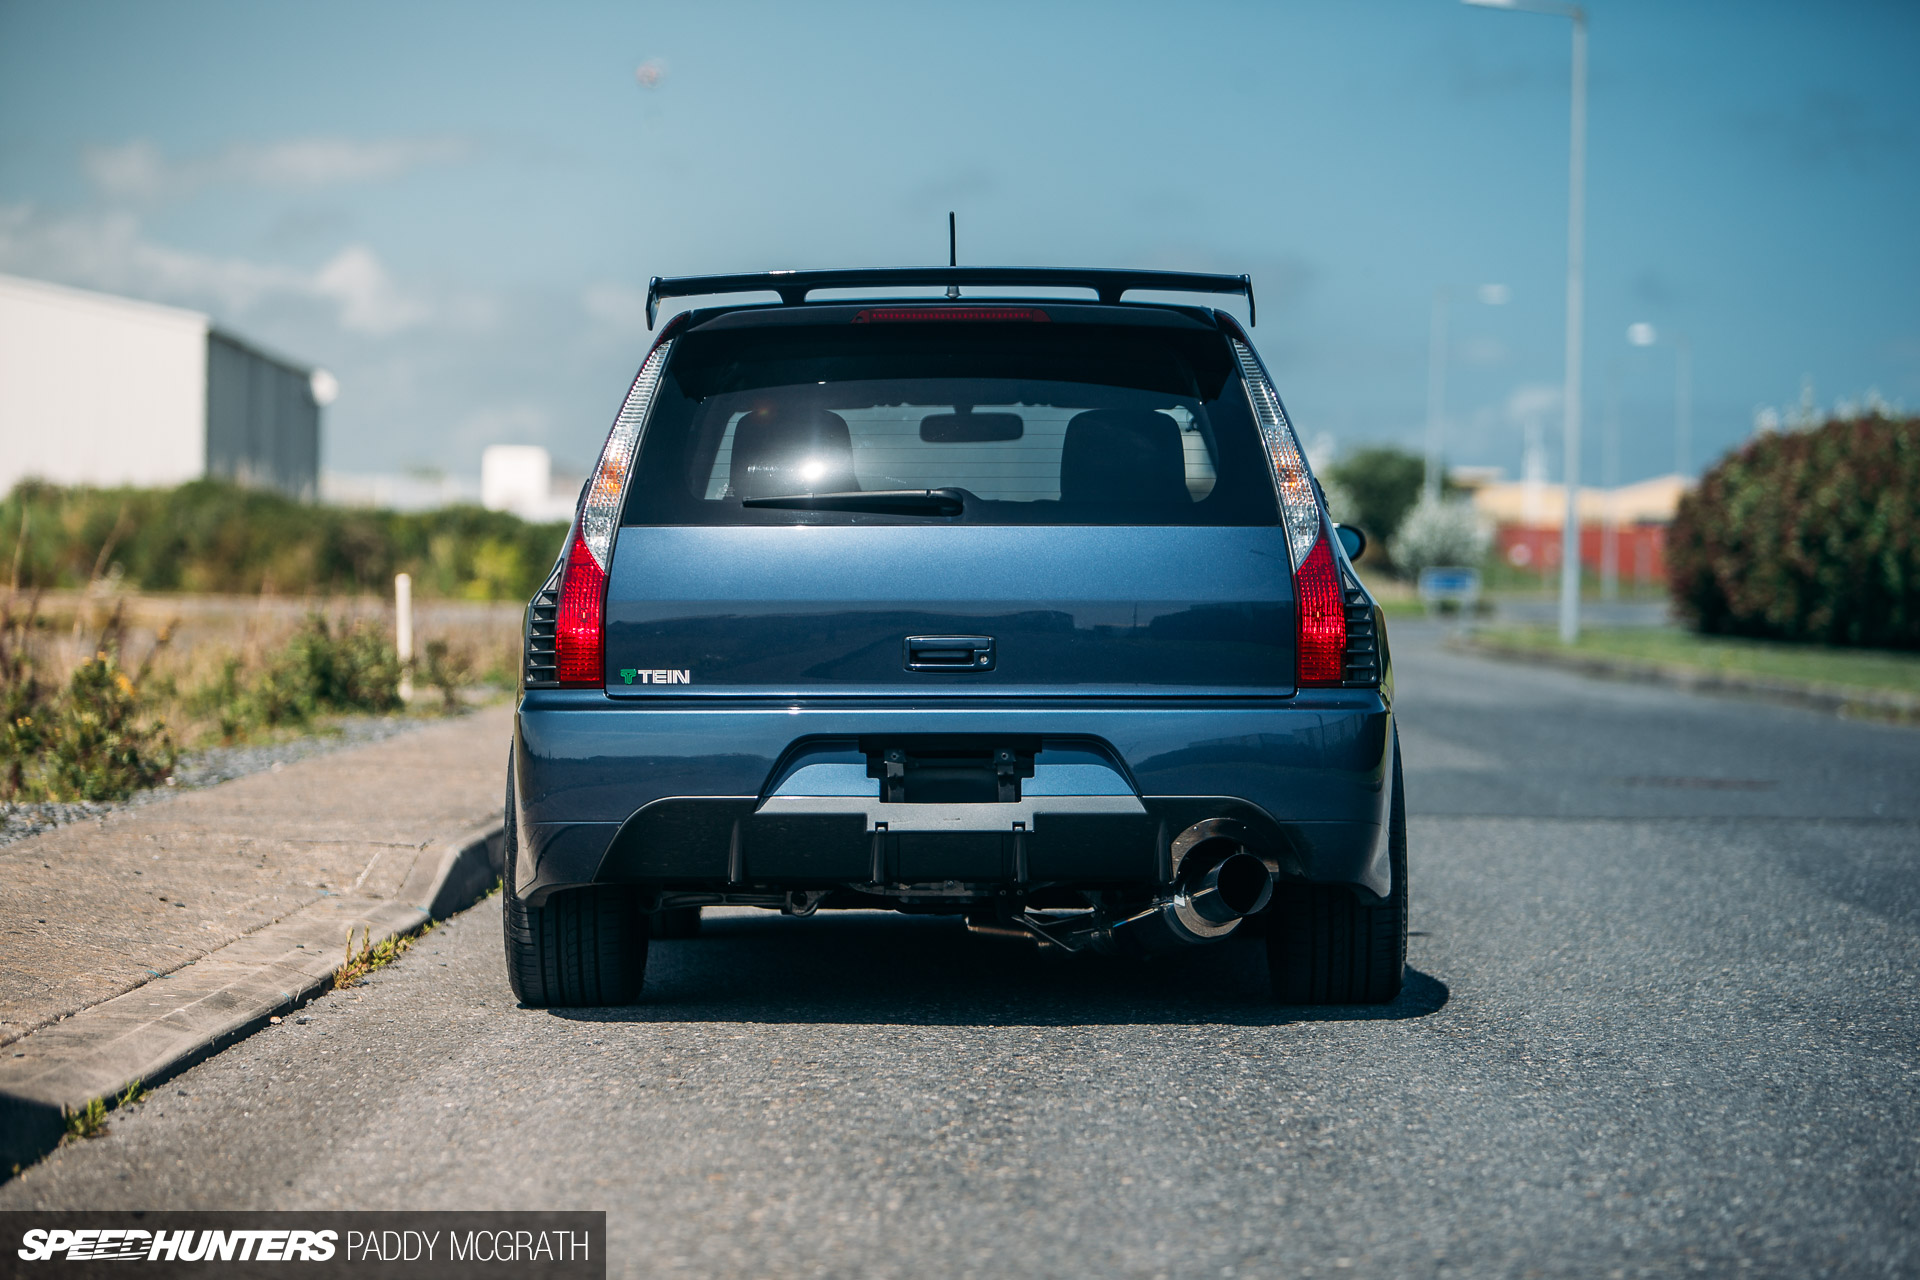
<box><xmin>501</xmin><ymin>766</ymin><xmax>649</xmax><ymax>1007</ymax></box>
<box><xmin>649</xmin><ymin>906</ymin><xmax>702</xmax><ymax>940</ymax></box>
<box><xmin>1265</xmin><ymin>737</ymin><xmax>1407</xmax><ymax>1004</ymax></box>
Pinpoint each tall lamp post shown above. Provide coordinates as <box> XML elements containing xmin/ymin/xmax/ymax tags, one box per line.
<box><xmin>1600</xmin><ymin>359</ymin><xmax>1621</xmax><ymax>602</ymax></box>
<box><xmin>1425</xmin><ymin>283</ymin><xmax>1511</xmax><ymax>502</ymax></box>
<box><xmin>1628</xmin><ymin>322</ymin><xmax>1694</xmax><ymax>477</ymax></box>
<box><xmin>1464</xmin><ymin>0</ymin><xmax>1587</xmax><ymax>645</ymax></box>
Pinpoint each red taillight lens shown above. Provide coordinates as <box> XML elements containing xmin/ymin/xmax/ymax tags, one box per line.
<box><xmin>1296</xmin><ymin>535</ymin><xmax>1346</xmax><ymax>686</ymax></box>
<box><xmin>852</xmin><ymin>307</ymin><xmax>1050</xmax><ymax>323</ymax></box>
<box><xmin>555</xmin><ymin>532</ymin><xmax>607</xmax><ymax>686</ymax></box>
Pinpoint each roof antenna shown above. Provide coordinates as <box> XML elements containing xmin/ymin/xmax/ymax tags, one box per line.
<box><xmin>946</xmin><ymin>211</ymin><xmax>960</xmax><ymax>298</ymax></box>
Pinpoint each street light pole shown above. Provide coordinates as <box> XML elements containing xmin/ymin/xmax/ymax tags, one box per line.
<box><xmin>1464</xmin><ymin>0</ymin><xmax>1588</xmax><ymax>645</ymax></box>
<box><xmin>1675</xmin><ymin>334</ymin><xmax>1692</xmax><ymax>477</ymax></box>
<box><xmin>1425</xmin><ymin>290</ymin><xmax>1449</xmax><ymax>503</ymax></box>
<box><xmin>1424</xmin><ymin>284</ymin><xmax>1507</xmax><ymax>504</ymax></box>
<box><xmin>1602</xmin><ymin>359</ymin><xmax>1620</xmax><ymax>602</ymax></box>
<box><xmin>1629</xmin><ymin>322</ymin><xmax>1692</xmax><ymax>479</ymax></box>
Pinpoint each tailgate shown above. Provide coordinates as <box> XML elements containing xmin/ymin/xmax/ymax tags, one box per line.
<box><xmin>602</xmin><ymin>524</ymin><xmax>1294</xmax><ymax>698</ymax></box>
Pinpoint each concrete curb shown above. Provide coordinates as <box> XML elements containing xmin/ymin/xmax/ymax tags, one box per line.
<box><xmin>0</xmin><ymin>821</ymin><xmax>504</xmax><ymax>1176</ymax></box>
<box><xmin>1454</xmin><ymin>638</ymin><xmax>1920</xmax><ymax>722</ymax></box>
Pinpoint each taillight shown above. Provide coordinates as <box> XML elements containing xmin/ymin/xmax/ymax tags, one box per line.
<box><xmin>552</xmin><ymin>334</ymin><xmax>676</xmax><ymax>687</ymax></box>
<box><xmin>1294</xmin><ymin>536</ymin><xmax>1347</xmax><ymax>685</ymax></box>
<box><xmin>554</xmin><ymin>532</ymin><xmax>607</xmax><ymax>684</ymax></box>
<box><xmin>1227</xmin><ymin>335</ymin><xmax>1351</xmax><ymax>688</ymax></box>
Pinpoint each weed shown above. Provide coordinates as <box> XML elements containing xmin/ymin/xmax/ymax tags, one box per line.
<box><xmin>251</xmin><ymin>615</ymin><xmax>403</xmax><ymax>725</ymax></box>
<box><xmin>421</xmin><ymin>638</ymin><xmax>473</xmax><ymax>713</ymax></box>
<box><xmin>2</xmin><ymin>512</ymin><xmax>503</xmax><ymax>800</ymax></box>
<box><xmin>185</xmin><ymin>614</ymin><xmax>402</xmax><ymax>739</ymax></box>
<box><xmin>333</xmin><ymin>922</ymin><xmax>425</xmax><ymax>988</ymax></box>
<box><xmin>2</xmin><ymin>596</ymin><xmax>175</xmax><ymax>802</ymax></box>
<box><xmin>65</xmin><ymin>1096</ymin><xmax>109</xmax><ymax>1141</ymax></box>
<box><xmin>116</xmin><ymin>1079</ymin><xmax>147</xmax><ymax>1109</ymax></box>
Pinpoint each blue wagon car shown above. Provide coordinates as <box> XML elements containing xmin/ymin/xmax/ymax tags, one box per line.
<box><xmin>504</xmin><ymin>266</ymin><xmax>1402</xmax><ymax>1006</ymax></box>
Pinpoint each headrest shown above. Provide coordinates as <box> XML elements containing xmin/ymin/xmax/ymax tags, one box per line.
<box><xmin>1059</xmin><ymin>409</ymin><xmax>1191</xmax><ymax>506</ymax></box>
<box><xmin>729</xmin><ymin>406</ymin><xmax>857</xmax><ymax>499</ymax></box>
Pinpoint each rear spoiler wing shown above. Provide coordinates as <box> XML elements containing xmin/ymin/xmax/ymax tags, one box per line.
<box><xmin>644</xmin><ymin>267</ymin><xmax>1255</xmax><ymax>330</ymax></box>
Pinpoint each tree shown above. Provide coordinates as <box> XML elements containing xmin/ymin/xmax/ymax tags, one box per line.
<box><xmin>1393</xmin><ymin>497</ymin><xmax>1492</xmax><ymax>576</ymax></box>
<box><xmin>1324</xmin><ymin>447</ymin><xmax>1427</xmax><ymax>546</ymax></box>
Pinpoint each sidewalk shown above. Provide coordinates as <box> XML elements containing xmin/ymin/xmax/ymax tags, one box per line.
<box><xmin>1</xmin><ymin>704</ymin><xmax>513</xmax><ymax>1049</ymax></box>
<box><xmin>1</xmin><ymin>704</ymin><xmax>513</xmax><ymax>1171</ymax></box>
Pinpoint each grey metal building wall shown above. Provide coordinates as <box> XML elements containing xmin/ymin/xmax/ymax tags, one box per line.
<box><xmin>204</xmin><ymin>330</ymin><xmax>320</xmax><ymax>499</ymax></box>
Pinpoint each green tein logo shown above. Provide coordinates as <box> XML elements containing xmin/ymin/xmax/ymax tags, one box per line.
<box><xmin>619</xmin><ymin>668</ymin><xmax>691</xmax><ymax>685</ymax></box>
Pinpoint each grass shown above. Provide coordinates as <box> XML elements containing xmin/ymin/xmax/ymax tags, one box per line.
<box><xmin>1470</xmin><ymin>625</ymin><xmax>1920</xmax><ymax>700</ymax></box>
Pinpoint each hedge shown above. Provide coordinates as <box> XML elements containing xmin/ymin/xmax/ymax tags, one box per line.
<box><xmin>1667</xmin><ymin>415</ymin><xmax>1919</xmax><ymax>649</ymax></box>
<box><xmin>0</xmin><ymin>479</ymin><xmax>569</xmax><ymax>601</ymax></box>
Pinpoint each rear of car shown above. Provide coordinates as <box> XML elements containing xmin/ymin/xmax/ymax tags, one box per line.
<box><xmin>505</xmin><ymin>274</ymin><xmax>1402</xmax><ymax>1007</ymax></box>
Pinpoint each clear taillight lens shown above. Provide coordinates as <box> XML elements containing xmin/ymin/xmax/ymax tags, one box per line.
<box><xmin>1228</xmin><ymin>335</ymin><xmax>1348</xmax><ymax>687</ymax></box>
<box><xmin>553</xmin><ymin>337</ymin><xmax>675</xmax><ymax>687</ymax></box>
<box><xmin>1230</xmin><ymin>337</ymin><xmax>1321</xmax><ymax>571</ymax></box>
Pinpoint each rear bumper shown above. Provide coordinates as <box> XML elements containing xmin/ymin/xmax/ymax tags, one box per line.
<box><xmin>512</xmin><ymin>691</ymin><xmax>1394</xmax><ymax>904</ymax></box>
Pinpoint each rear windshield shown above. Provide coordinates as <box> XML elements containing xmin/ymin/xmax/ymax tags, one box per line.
<box><xmin>620</xmin><ymin>320</ymin><xmax>1278</xmax><ymax>526</ymax></box>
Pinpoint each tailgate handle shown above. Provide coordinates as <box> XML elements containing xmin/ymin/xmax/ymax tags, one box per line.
<box><xmin>904</xmin><ymin>635</ymin><xmax>995</xmax><ymax>672</ymax></box>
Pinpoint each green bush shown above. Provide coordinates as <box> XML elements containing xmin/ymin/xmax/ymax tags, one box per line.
<box><xmin>188</xmin><ymin>615</ymin><xmax>402</xmax><ymax>735</ymax></box>
<box><xmin>37</xmin><ymin>653</ymin><xmax>177</xmax><ymax>801</ymax></box>
<box><xmin>1668</xmin><ymin>414</ymin><xmax>1920</xmax><ymax>649</ymax></box>
<box><xmin>0</xmin><ymin>479</ymin><xmax>567</xmax><ymax>601</ymax></box>
<box><xmin>1</xmin><ymin>608</ymin><xmax>175</xmax><ymax>803</ymax></box>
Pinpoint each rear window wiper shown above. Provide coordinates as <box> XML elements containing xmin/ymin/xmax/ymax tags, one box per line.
<box><xmin>740</xmin><ymin>488</ymin><xmax>966</xmax><ymax>517</ymax></box>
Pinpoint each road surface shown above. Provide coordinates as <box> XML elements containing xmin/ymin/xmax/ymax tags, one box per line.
<box><xmin>6</xmin><ymin>623</ymin><xmax>1917</xmax><ymax>1278</ymax></box>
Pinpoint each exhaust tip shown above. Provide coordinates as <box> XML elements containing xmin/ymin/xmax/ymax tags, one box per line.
<box><xmin>1183</xmin><ymin>850</ymin><xmax>1275</xmax><ymax>926</ymax></box>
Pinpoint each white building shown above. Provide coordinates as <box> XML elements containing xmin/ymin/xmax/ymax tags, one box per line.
<box><xmin>0</xmin><ymin>272</ymin><xmax>325</xmax><ymax>499</ymax></box>
<box><xmin>481</xmin><ymin>445</ymin><xmax>581</xmax><ymax>523</ymax></box>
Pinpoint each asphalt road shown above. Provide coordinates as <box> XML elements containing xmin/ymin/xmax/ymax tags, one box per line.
<box><xmin>6</xmin><ymin>624</ymin><xmax>1918</xmax><ymax>1278</ymax></box>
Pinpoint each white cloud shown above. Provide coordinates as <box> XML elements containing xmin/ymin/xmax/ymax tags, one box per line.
<box><xmin>0</xmin><ymin>202</ymin><xmax>434</xmax><ymax>335</ymax></box>
<box><xmin>313</xmin><ymin>244</ymin><xmax>429</xmax><ymax>335</ymax></box>
<box><xmin>82</xmin><ymin>136</ymin><xmax>472</xmax><ymax>202</ymax></box>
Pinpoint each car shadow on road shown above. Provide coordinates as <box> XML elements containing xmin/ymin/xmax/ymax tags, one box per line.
<box><xmin>549</xmin><ymin>910</ymin><xmax>1448</xmax><ymax>1027</ymax></box>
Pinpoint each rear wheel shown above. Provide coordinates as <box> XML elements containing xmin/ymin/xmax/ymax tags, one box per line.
<box><xmin>501</xmin><ymin>768</ymin><xmax>649</xmax><ymax>1007</ymax></box>
<box><xmin>1265</xmin><ymin>738</ymin><xmax>1407</xmax><ymax>1004</ymax></box>
<box><xmin>649</xmin><ymin>906</ymin><xmax>702</xmax><ymax>939</ymax></box>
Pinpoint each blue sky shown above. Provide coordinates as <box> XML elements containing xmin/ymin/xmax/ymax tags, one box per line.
<box><xmin>1</xmin><ymin>0</ymin><xmax>1914</xmax><ymax>486</ymax></box>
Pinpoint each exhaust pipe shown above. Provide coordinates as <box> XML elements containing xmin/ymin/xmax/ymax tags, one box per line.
<box><xmin>1011</xmin><ymin>824</ymin><xmax>1278</xmax><ymax>956</ymax></box>
<box><xmin>1091</xmin><ymin>850</ymin><xmax>1274</xmax><ymax>956</ymax></box>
